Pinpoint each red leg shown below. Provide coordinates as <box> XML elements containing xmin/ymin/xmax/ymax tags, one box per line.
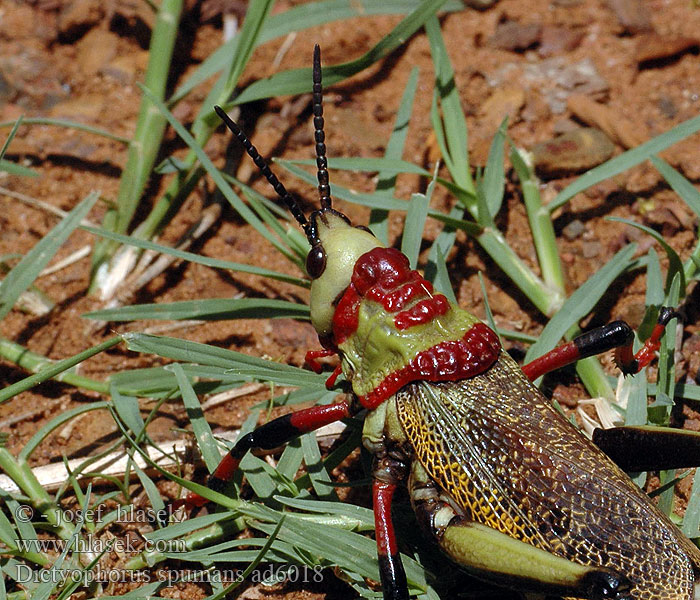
<box><xmin>613</xmin><ymin>307</ymin><xmax>678</xmax><ymax>375</ymax></box>
<box><xmin>522</xmin><ymin>307</ymin><xmax>679</xmax><ymax>382</ymax></box>
<box><xmin>305</xmin><ymin>349</ymin><xmax>343</xmax><ymax>389</ymax></box>
<box><xmin>177</xmin><ymin>400</ymin><xmax>354</xmax><ymax>510</ymax></box>
<box><xmin>305</xmin><ymin>349</ymin><xmax>335</xmax><ymax>373</ymax></box>
<box><xmin>373</xmin><ymin>480</ymin><xmax>409</xmax><ymax>600</ymax></box>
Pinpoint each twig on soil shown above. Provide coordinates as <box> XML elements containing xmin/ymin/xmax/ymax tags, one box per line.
<box><xmin>0</xmin><ymin>407</ymin><xmax>47</xmax><ymax>428</ymax></box>
<box><xmin>272</xmin><ymin>32</ymin><xmax>297</xmax><ymax>69</ymax></box>
<box><xmin>0</xmin><ymin>421</ymin><xmax>347</xmax><ymax>494</ymax></box>
<box><xmin>90</xmin><ymin>202</ymin><xmax>223</xmax><ymax>332</ymax></box>
<box><xmin>0</xmin><ymin>185</ymin><xmax>98</xmax><ymax>228</ymax></box>
<box><xmin>39</xmin><ymin>245</ymin><xmax>91</xmax><ymax>277</ymax></box>
<box><xmin>120</xmin><ymin>202</ymin><xmax>222</xmax><ymax>302</ymax></box>
<box><xmin>223</xmin><ymin>13</ymin><xmax>238</xmax><ymax>42</ymax></box>
<box><xmin>199</xmin><ymin>382</ymin><xmax>267</xmax><ymax>411</ymax></box>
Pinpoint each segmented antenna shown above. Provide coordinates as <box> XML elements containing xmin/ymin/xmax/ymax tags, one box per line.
<box><xmin>312</xmin><ymin>45</ymin><xmax>332</xmax><ymax>209</ymax></box>
<box><xmin>213</xmin><ymin>105</ymin><xmax>311</xmax><ymax>237</ymax></box>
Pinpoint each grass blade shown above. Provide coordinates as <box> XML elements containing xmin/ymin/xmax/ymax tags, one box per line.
<box><xmin>275</xmin><ymin>496</ymin><xmax>374</xmax><ymax>527</ymax></box>
<box><xmin>649</xmin><ymin>156</ymin><xmax>700</xmax><ymax>282</ymax></box>
<box><xmin>431</xmin><ymin>245</ymin><xmax>456</xmax><ymax>303</ymax></box>
<box><xmin>609</xmin><ymin>217</ymin><xmax>686</xmax><ymax>295</ymax></box>
<box><xmin>0</xmin><ymin>192</ymin><xmax>98</xmax><ymax>320</ymax></box>
<box><xmin>682</xmin><ymin>468</ymin><xmax>700</xmax><ymax>537</ymax></box>
<box><xmin>525</xmin><ymin>244</ymin><xmax>637</xmax><ymax>362</ymax></box>
<box><xmin>171</xmin><ymin>1</ymin><xmax>463</xmax><ymax>106</ymax></box>
<box><xmin>482</xmin><ymin>118</ymin><xmax>507</xmax><ymax>219</ymax></box>
<box><xmin>372</xmin><ymin>66</ymin><xmax>420</xmax><ymax>244</ymax></box>
<box><xmin>83</xmin><ymin>225</ymin><xmax>306</xmax><ymax>287</ymax></box>
<box><xmin>191</xmin><ymin>0</ymin><xmax>275</xmax><ymax>134</ymax></box>
<box><xmin>279</xmin><ymin>160</ymin><xmax>477</xmax><ymax>232</ymax></box>
<box><xmin>122</xmin><ymin>333</ymin><xmax>326</xmax><ymax>388</ymax></box>
<box><xmin>301</xmin><ymin>433</ymin><xmax>337</xmax><ymax>501</ymax></box>
<box><xmin>550</xmin><ymin>114</ymin><xmax>700</xmax><ymax>212</ymax></box>
<box><xmin>259</xmin><ymin>0</ymin><xmax>462</xmax><ymax>46</ymax></box>
<box><xmin>0</xmin><ymin>337</ymin><xmax>120</xmax><ymax>404</ymax></box>
<box><xmin>401</xmin><ymin>184</ymin><xmax>433</xmax><ymax>269</ymax></box>
<box><xmin>84</xmin><ymin>298</ymin><xmax>309</xmax><ymax>322</ymax></box>
<box><xmin>0</xmin><ymin>115</ymin><xmax>23</xmax><ymax>160</ymax></box>
<box><xmin>0</xmin><ymin>117</ymin><xmax>130</xmax><ymax>144</ymax></box>
<box><xmin>91</xmin><ymin>0</ymin><xmax>183</xmax><ymax>279</ymax></box>
<box><xmin>645</xmin><ymin>247</ymin><xmax>664</xmax><ymax>308</ymax></box>
<box><xmin>654</xmin><ymin>274</ymin><xmax>681</xmax><ymax>425</ymax></box>
<box><xmin>425</xmin><ymin>16</ymin><xmax>473</xmax><ymax>197</ymax></box>
<box><xmin>511</xmin><ymin>144</ymin><xmax>565</xmax><ymax>295</ymax></box>
<box><xmin>169</xmin><ymin>363</ymin><xmax>221</xmax><ymax>472</ymax></box>
<box><xmin>223</xmin><ymin>2</ymin><xmax>274</xmax><ymax>99</ymax></box>
<box><xmin>650</xmin><ymin>156</ymin><xmax>700</xmax><ymax>219</ymax></box>
<box><xmin>140</xmin><ymin>86</ymin><xmax>294</xmax><ymax>258</ymax></box>
<box><xmin>290</xmin><ymin>157</ymin><xmax>430</xmax><ymax>176</ymax></box>
<box><xmin>104</xmin><ymin>0</ymin><xmax>278</xmax><ymax>288</ymax></box>
<box><xmin>0</xmin><ymin>159</ymin><xmax>38</xmax><ymax>178</ymax></box>
<box><xmin>206</xmin><ymin>518</ymin><xmax>287</xmax><ymax>600</ymax></box>
<box><xmin>109</xmin><ymin>386</ymin><xmax>146</xmax><ymax>437</ymax></box>
<box><xmin>232</xmin><ymin>0</ymin><xmax>450</xmax><ymax>105</ymax></box>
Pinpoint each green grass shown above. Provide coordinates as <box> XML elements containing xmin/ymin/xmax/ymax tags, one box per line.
<box><xmin>1</xmin><ymin>3</ymin><xmax>700</xmax><ymax>599</ymax></box>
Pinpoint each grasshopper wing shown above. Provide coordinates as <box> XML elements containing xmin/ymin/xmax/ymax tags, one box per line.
<box><xmin>395</xmin><ymin>352</ymin><xmax>697</xmax><ymax>599</ymax></box>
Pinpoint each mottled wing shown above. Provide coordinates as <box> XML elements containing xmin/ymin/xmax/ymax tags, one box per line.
<box><xmin>395</xmin><ymin>352</ymin><xmax>695</xmax><ymax>600</ymax></box>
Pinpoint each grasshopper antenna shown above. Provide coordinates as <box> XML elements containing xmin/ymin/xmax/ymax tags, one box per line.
<box><xmin>213</xmin><ymin>105</ymin><xmax>311</xmax><ymax>238</ymax></box>
<box><xmin>312</xmin><ymin>44</ymin><xmax>332</xmax><ymax>210</ymax></box>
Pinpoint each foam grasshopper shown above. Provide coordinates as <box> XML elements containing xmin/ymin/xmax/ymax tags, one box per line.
<box><xmin>180</xmin><ymin>46</ymin><xmax>700</xmax><ymax>599</ymax></box>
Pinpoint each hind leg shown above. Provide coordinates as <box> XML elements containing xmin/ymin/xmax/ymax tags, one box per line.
<box><xmin>408</xmin><ymin>462</ymin><xmax>632</xmax><ymax>600</ymax></box>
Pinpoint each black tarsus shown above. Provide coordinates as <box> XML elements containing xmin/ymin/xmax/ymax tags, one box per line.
<box><xmin>312</xmin><ymin>44</ymin><xmax>332</xmax><ymax>210</ymax></box>
<box><xmin>658</xmin><ymin>306</ymin><xmax>681</xmax><ymax>326</ymax></box>
<box><xmin>377</xmin><ymin>554</ymin><xmax>409</xmax><ymax>600</ymax></box>
<box><xmin>213</xmin><ymin>104</ymin><xmax>311</xmax><ymax>238</ymax></box>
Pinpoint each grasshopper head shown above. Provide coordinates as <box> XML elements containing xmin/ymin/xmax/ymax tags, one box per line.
<box><xmin>307</xmin><ymin>208</ymin><xmax>383</xmax><ymax>338</ymax></box>
<box><xmin>216</xmin><ymin>46</ymin><xmax>379</xmax><ymax>340</ymax></box>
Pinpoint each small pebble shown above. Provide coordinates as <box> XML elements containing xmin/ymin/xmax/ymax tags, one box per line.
<box><xmin>562</xmin><ymin>219</ymin><xmax>585</xmax><ymax>241</ymax></box>
<box><xmin>538</xmin><ymin>26</ymin><xmax>585</xmax><ymax>57</ymax></box>
<box><xmin>465</xmin><ymin>0</ymin><xmax>499</xmax><ymax>7</ymax></box>
<box><xmin>531</xmin><ymin>128</ymin><xmax>615</xmax><ymax>178</ymax></box>
<box><xmin>75</xmin><ymin>29</ymin><xmax>118</xmax><ymax>76</ymax></box>
<box><xmin>58</xmin><ymin>0</ymin><xmax>104</xmax><ymax>37</ymax></box>
<box><xmin>641</xmin><ymin>206</ymin><xmax>681</xmax><ymax>237</ymax></box>
<box><xmin>479</xmin><ymin>87</ymin><xmax>525</xmax><ymax>130</ymax></box>
<box><xmin>488</xmin><ymin>21</ymin><xmax>542</xmax><ymax>52</ymax></box>
<box><xmin>582</xmin><ymin>241</ymin><xmax>601</xmax><ymax>258</ymax></box>
<box><xmin>606</xmin><ymin>0</ymin><xmax>653</xmax><ymax>34</ymax></box>
<box><xmin>657</xmin><ymin>95</ymin><xmax>678</xmax><ymax>119</ymax></box>
<box><xmin>636</xmin><ymin>33</ymin><xmax>700</xmax><ymax>65</ymax></box>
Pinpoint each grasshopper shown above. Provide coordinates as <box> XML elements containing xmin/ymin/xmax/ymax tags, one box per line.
<box><xmin>180</xmin><ymin>46</ymin><xmax>700</xmax><ymax>599</ymax></box>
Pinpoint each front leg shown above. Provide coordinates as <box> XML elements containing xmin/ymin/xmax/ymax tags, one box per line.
<box><xmin>409</xmin><ymin>461</ymin><xmax>632</xmax><ymax>600</ymax></box>
<box><xmin>176</xmin><ymin>400</ymin><xmax>355</xmax><ymax>510</ymax></box>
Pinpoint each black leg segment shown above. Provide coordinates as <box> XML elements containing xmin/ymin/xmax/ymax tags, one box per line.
<box><xmin>522</xmin><ymin>307</ymin><xmax>680</xmax><ymax>381</ymax></box>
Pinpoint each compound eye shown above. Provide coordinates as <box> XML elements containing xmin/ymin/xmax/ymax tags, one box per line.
<box><xmin>306</xmin><ymin>245</ymin><xmax>327</xmax><ymax>279</ymax></box>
